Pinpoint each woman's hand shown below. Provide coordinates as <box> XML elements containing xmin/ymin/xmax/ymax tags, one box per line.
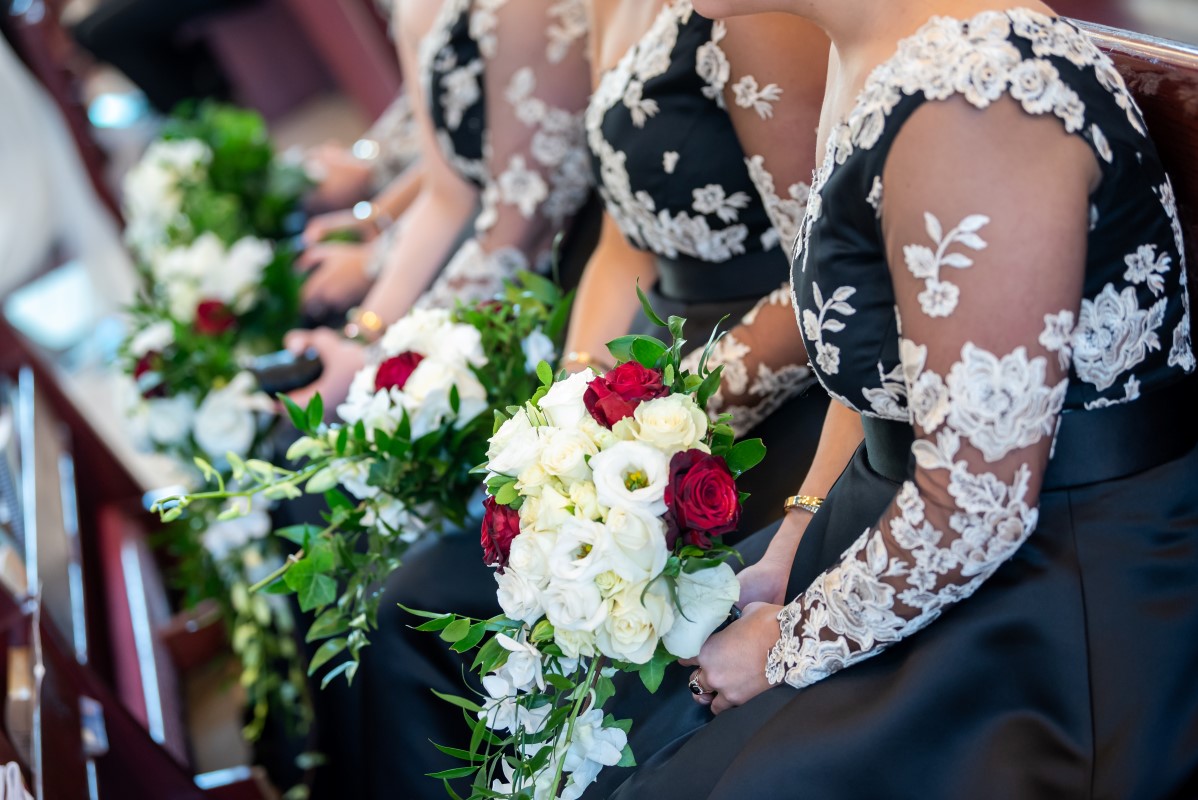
<box><xmin>304</xmin><ymin>142</ymin><xmax>375</xmax><ymax>212</ymax></box>
<box><xmin>686</xmin><ymin>602</ymin><xmax>782</xmax><ymax>715</ymax></box>
<box><xmin>738</xmin><ymin>509</ymin><xmax>811</xmax><ymax>606</ymax></box>
<box><xmin>297</xmin><ymin>243</ymin><xmax>374</xmax><ymax>315</ymax></box>
<box><xmin>302</xmin><ymin>209</ymin><xmax>381</xmax><ymax>248</ymax></box>
<box><xmin>282</xmin><ymin>328</ymin><xmax>366</xmax><ymax>412</ymax></box>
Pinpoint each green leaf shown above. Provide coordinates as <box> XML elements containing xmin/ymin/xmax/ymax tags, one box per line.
<box><xmin>276</xmin><ymin>524</ymin><xmax>315</xmax><ymax>547</ymax></box>
<box><xmin>639</xmin><ymin>649</ymin><xmax>673</xmax><ymax>693</ymax></box>
<box><xmin>306</xmin><ymin>394</ymin><xmax>324</xmax><ymax>430</ymax></box>
<box><xmin>451</xmin><ymin>621</ymin><xmax>488</xmax><ymax>653</ymax></box>
<box><xmin>306</xmin><ymin>608</ymin><xmax>349</xmax><ymax>642</ymax></box>
<box><xmin>415</xmin><ymin>615</ymin><xmax>454</xmax><ymax>632</ymax></box>
<box><xmin>605</xmin><ymin>335</ymin><xmax>638</xmax><ymax>363</ymax></box>
<box><xmin>260</xmin><ymin>577</ymin><xmax>293</xmax><ymax>595</ymax></box>
<box><xmin>427</xmin><ymin>767</ymin><xmax>477</xmax><ymax>780</ymax></box>
<box><xmin>696</xmin><ymin>365</ymin><xmax>724</xmax><ymax>410</ymax></box>
<box><xmin>536</xmin><ymin>360</ymin><xmax>554</xmax><ymax>386</ymax></box>
<box><xmin>630</xmin><ymin>337</ymin><xmax>668</xmax><ymax>369</ymax></box>
<box><xmin>636</xmin><ymin>282</ymin><xmax>667</xmax><ymax>328</ymax></box>
<box><xmin>494</xmin><ymin>481</ymin><xmax>519</xmax><ymax>507</ymax></box>
<box><xmin>432</xmin><ymin>744</ymin><xmax>485</xmax><ymax>763</ymax></box>
<box><xmin>617</xmin><ymin>743</ymin><xmax>637</xmax><ymax>768</ymax></box>
<box><xmin>440</xmin><ymin>618</ymin><xmax>472</xmax><ymax>643</ymax></box>
<box><xmin>307</xmin><ymin>637</ymin><xmax>347</xmax><ymax>676</ymax></box>
<box><xmin>398</xmin><ymin>603</ymin><xmax>458</xmax><ymax>621</ymax></box>
<box><xmin>724</xmin><ymin>438</ymin><xmax>767</xmax><ymax>476</ymax></box>
<box><xmin>284</xmin><ymin>560</ymin><xmax>337</xmax><ymax>611</ymax></box>
<box><xmin>320</xmin><ymin>660</ymin><xmax>354</xmax><ymax>689</ymax></box>
<box><xmin>430</xmin><ymin>689</ymin><xmax>482</xmax><ymax>714</ymax></box>
<box><xmin>281</xmin><ymin>394</ymin><xmax>307</xmax><ymax>431</ymax></box>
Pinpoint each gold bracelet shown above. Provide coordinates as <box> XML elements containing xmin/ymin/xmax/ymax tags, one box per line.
<box><xmin>783</xmin><ymin>494</ymin><xmax>824</xmax><ymax>515</ymax></box>
<box><xmin>343</xmin><ymin>307</ymin><xmax>385</xmax><ymax>344</ymax></box>
<box><xmin>562</xmin><ymin>350</ymin><xmax>601</xmax><ymax>371</ymax></box>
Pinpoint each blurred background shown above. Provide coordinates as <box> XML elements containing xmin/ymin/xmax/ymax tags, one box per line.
<box><xmin>0</xmin><ymin>0</ymin><xmax>1193</xmax><ymax>797</ymax></box>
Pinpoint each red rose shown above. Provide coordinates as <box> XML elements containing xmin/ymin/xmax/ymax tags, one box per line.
<box><xmin>133</xmin><ymin>352</ymin><xmax>167</xmax><ymax>398</ymax></box>
<box><xmin>583</xmin><ymin>362</ymin><xmax>669</xmax><ymax>428</ymax></box>
<box><xmin>194</xmin><ymin>300</ymin><xmax>236</xmax><ymax>335</ymax></box>
<box><xmin>374</xmin><ymin>352</ymin><xmax>424</xmax><ymax>392</ymax></box>
<box><xmin>664</xmin><ymin>449</ymin><xmax>741</xmax><ymax>549</ymax></box>
<box><xmin>481</xmin><ymin>496</ymin><xmax>522</xmax><ymax>571</ymax></box>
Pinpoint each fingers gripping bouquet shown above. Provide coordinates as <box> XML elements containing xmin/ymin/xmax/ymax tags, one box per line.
<box><xmin>417</xmin><ymin>290</ymin><xmax>765</xmax><ymax>799</ymax></box>
<box><xmin>156</xmin><ymin>275</ymin><xmax>573</xmax><ymax>683</ymax></box>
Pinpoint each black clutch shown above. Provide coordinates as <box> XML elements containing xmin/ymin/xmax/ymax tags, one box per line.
<box><xmin>247</xmin><ymin>348</ymin><xmax>323</xmax><ymax>396</ymax></box>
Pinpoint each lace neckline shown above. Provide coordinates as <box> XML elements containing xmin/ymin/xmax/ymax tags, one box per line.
<box><xmin>596</xmin><ymin>0</ymin><xmax>693</xmax><ymax>81</ymax></box>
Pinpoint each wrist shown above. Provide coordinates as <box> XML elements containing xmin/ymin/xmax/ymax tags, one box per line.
<box><xmin>343</xmin><ymin>307</ymin><xmax>385</xmax><ymax>344</ymax></box>
<box><xmin>351</xmin><ymin>200</ymin><xmax>394</xmax><ymax>234</ymax></box>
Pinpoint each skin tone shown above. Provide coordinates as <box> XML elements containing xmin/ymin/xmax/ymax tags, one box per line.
<box><xmin>683</xmin><ymin>0</ymin><xmax>1092</xmax><ymax>715</ymax></box>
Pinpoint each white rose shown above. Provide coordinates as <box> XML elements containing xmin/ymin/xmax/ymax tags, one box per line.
<box><xmin>602</xmin><ymin>507</ymin><xmax>670</xmax><ymax>585</ymax></box>
<box><xmin>631</xmin><ymin>394</ymin><xmax>708</xmax><ymax>454</ymax></box>
<box><xmin>193</xmin><ymin>373</ymin><xmax>267</xmax><ymax>462</ymax></box>
<box><xmin>129</xmin><ymin>320</ymin><xmax>174</xmax><ymax>357</ymax></box>
<box><xmin>553</xmin><ymin>627</ymin><xmax>597</xmax><ymax>660</ymax></box>
<box><xmin>507</xmin><ymin>531</ymin><xmax>555</xmax><ymax>584</ymax></box>
<box><xmin>661</xmin><ymin>562</ymin><xmax>740</xmax><ymax>659</ymax></box>
<box><xmin>539</xmin><ymin>428</ymin><xmax>597</xmax><ymax>484</ymax></box>
<box><xmin>578</xmin><ymin>417</ymin><xmax>621</xmax><ymax>450</ymax></box>
<box><xmin>206</xmin><ymin>236</ymin><xmax>272</xmax><ymax>310</ymax></box>
<box><xmin>522</xmin><ymin>329</ymin><xmax>557</xmax><ymax>374</ymax></box>
<box><xmin>496</xmin><ymin>568</ymin><xmax>545</xmax><ymax>625</ymax></box>
<box><xmin>595</xmin><ymin>581</ymin><xmax>673</xmax><ymax>664</ymax></box>
<box><xmin>145</xmin><ymin>393</ymin><xmax>196</xmax><ymax>447</ymax></box>
<box><xmin>489</xmin><ymin>420</ymin><xmax>545</xmax><ymax>477</ymax></box>
<box><xmin>568</xmin><ymin>481</ymin><xmax>602</xmax><ymax>521</ymax></box>
<box><xmin>520</xmin><ymin>484</ymin><xmax>573</xmax><ymax>534</ymax></box>
<box><xmin>431</xmin><ymin>322</ymin><xmax>487</xmax><ymax>369</ymax></box>
<box><xmin>494</xmin><ymin>633</ymin><xmax>545</xmax><ymax>692</ymax></box>
<box><xmin>488</xmin><ymin>409</ymin><xmax>533</xmax><ymax>463</ymax></box>
<box><xmin>397</xmin><ymin>358</ymin><xmax>456</xmax><ymax>438</ymax></box>
<box><xmin>202</xmin><ymin>508</ymin><xmax>270</xmax><ymax>561</ymax></box>
<box><xmin>538</xmin><ymin>368</ymin><xmax>594</xmax><ymax>428</ymax></box>
<box><xmin>589</xmin><ymin>440</ymin><xmax>670</xmax><ymax>518</ymax></box>
<box><xmin>379</xmin><ymin>308</ymin><xmax>453</xmax><ymax>357</ymax></box>
<box><xmin>543</xmin><ymin>577</ymin><xmax>608</xmax><ymax>632</ymax></box>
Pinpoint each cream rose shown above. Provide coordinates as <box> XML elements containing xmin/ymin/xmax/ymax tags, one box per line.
<box><xmin>602</xmin><ymin>507</ymin><xmax>670</xmax><ymax>585</ymax></box>
<box><xmin>630</xmin><ymin>393</ymin><xmax>708</xmax><ymax>454</ymax></box>
<box><xmin>543</xmin><ymin>577</ymin><xmax>608</xmax><ymax>632</ymax></box>
<box><xmin>595</xmin><ymin>581</ymin><xmax>673</xmax><ymax>664</ymax></box>
<box><xmin>539</xmin><ymin>428</ymin><xmax>597</xmax><ymax>484</ymax></box>
<box><xmin>495</xmin><ymin>568</ymin><xmax>545</xmax><ymax>625</ymax></box>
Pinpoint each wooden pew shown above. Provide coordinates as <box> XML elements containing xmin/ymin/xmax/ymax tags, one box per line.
<box><xmin>1080</xmin><ymin>20</ymin><xmax>1198</xmax><ymax>301</ymax></box>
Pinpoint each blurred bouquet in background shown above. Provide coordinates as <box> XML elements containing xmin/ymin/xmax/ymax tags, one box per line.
<box><xmin>116</xmin><ymin>101</ymin><xmax>312</xmax><ymax>744</ymax></box>
<box><xmin>153</xmin><ymin>274</ymin><xmax>574</xmax><ymax>686</ymax></box>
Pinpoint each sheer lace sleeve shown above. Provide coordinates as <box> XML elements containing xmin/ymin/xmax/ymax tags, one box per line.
<box><xmin>415</xmin><ymin>0</ymin><xmax>592</xmax><ymax>310</ymax></box>
<box><xmin>766</xmin><ymin>96</ymin><xmax>1097</xmax><ymax>689</ymax></box>
<box><xmin>681</xmin><ymin>14</ymin><xmax>827</xmax><ymax>434</ymax></box>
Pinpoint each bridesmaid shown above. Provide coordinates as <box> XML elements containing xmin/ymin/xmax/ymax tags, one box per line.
<box><xmin>598</xmin><ymin>1</ymin><xmax>1198</xmax><ymax>798</ymax></box>
<box><xmin>364</xmin><ymin>2</ymin><xmax>832</xmax><ymax>796</ymax></box>
<box><xmin>283</xmin><ymin>0</ymin><xmax>594</xmax><ymax>411</ymax></box>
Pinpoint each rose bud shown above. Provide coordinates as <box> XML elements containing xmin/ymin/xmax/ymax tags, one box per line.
<box><xmin>374</xmin><ymin>352</ymin><xmax>424</xmax><ymax>392</ymax></box>
<box><xmin>194</xmin><ymin>300</ymin><xmax>237</xmax><ymax>335</ymax></box>
<box><xmin>583</xmin><ymin>362</ymin><xmax>669</xmax><ymax>428</ymax></box>
<box><xmin>481</xmin><ymin>495</ymin><xmax>521</xmax><ymax>571</ymax></box>
<box><xmin>664</xmin><ymin>449</ymin><xmax>741</xmax><ymax>549</ymax></box>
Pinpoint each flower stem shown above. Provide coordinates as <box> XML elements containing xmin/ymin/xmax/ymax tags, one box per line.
<box><xmin>247</xmin><ymin>549</ymin><xmax>305</xmax><ymax>593</ymax></box>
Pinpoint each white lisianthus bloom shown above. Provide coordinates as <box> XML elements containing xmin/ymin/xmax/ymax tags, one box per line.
<box><xmin>494</xmin><ymin>633</ymin><xmax>545</xmax><ymax>692</ymax></box>
<box><xmin>122</xmin><ymin>139</ymin><xmax>211</xmax><ymax>255</ymax></box>
<box><xmin>522</xmin><ymin>328</ymin><xmax>557</xmax><ymax>374</ymax></box>
<box><xmin>560</xmin><ymin>709</ymin><xmax>628</xmax><ymax>800</ymax></box>
<box><xmin>589</xmin><ymin>440</ymin><xmax>670</xmax><ymax>518</ymax></box>
<box><xmin>399</xmin><ymin>359</ymin><xmax>458</xmax><ymax>438</ymax></box>
<box><xmin>660</xmin><ymin>562</ymin><xmax>741</xmax><ymax>659</ymax></box>
<box><xmin>379</xmin><ymin>308</ymin><xmax>453</xmax><ymax>358</ymax></box>
<box><xmin>543</xmin><ymin>577</ymin><xmax>608</xmax><ymax>632</ymax></box>
<box><xmin>631</xmin><ymin>393</ymin><xmax>708</xmax><ymax>454</ymax></box>
<box><xmin>538</xmin><ymin>368</ymin><xmax>594</xmax><ymax>428</ymax></box>
<box><xmin>547</xmin><ymin>517</ymin><xmax>609</xmax><ymax>584</ymax></box>
<box><xmin>602</xmin><ymin>506</ymin><xmax>670</xmax><ymax>585</ymax></box>
<box><xmin>145</xmin><ymin>393</ymin><xmax>197</xmax><ymax>446</ymax></box>
<box><xmin>595</xmin><ymin>580</ymin><xmax>673</xmax><ymax>664</ymax></box>
<box><xmin>496</xmin><ymin>568</ymin><xmax>546</xmax><ymax>625</ymax></box>
<box><xmin>431</xmin><ymin>320</ymin><xmax>487</xmax><ymax>369</ymax></box>
<box><xmin>193</xmin><ymin>373</ymin><xmax>270</xmax><ymax>462</ymax></box>
<box><xmin>538</xmin><ymin>428</ymin><xmax>597</xmax><ymax>484</ymax></box>
<box><xmin>129</xmin><ymin>320</ymin><xmax>174</xmax><ymax>357</ymax></box>
<box><xmin>202</xmin><ymin>507</ymin><xmax>271</xmax><ymax>562</ymax></box>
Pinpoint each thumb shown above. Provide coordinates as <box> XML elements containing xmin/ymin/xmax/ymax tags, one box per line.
<box><xmin>284</xmin><ymin>329</ymin><xmax>314</xmax><ymax>354</ymax></box>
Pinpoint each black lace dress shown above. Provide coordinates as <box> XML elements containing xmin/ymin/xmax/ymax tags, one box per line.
<box><xmin>600</xmin><ymin>10</ymin><xmax>1198</xmax><ymax>799</ymax></box>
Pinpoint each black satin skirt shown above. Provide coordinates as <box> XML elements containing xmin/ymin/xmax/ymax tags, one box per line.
<box><xmin>597</xmin><ymin>440</ymin><xmax>1198</xmax><ymax>799</ymax></box>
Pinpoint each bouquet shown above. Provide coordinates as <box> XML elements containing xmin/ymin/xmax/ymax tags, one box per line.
<box><xmin>415</xmin><ymin>290</ymin><xmax>765</xmax><ymax>799</ymax></box>
<box><xmin>154</xmin><ymin>274</ymin><xmax>574</xmax><ymax>683</ymax></box>
<box><xmin>117</xmin><ymin>102</ymin><xmax>311</xmax><ymax>742</ymax></box>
